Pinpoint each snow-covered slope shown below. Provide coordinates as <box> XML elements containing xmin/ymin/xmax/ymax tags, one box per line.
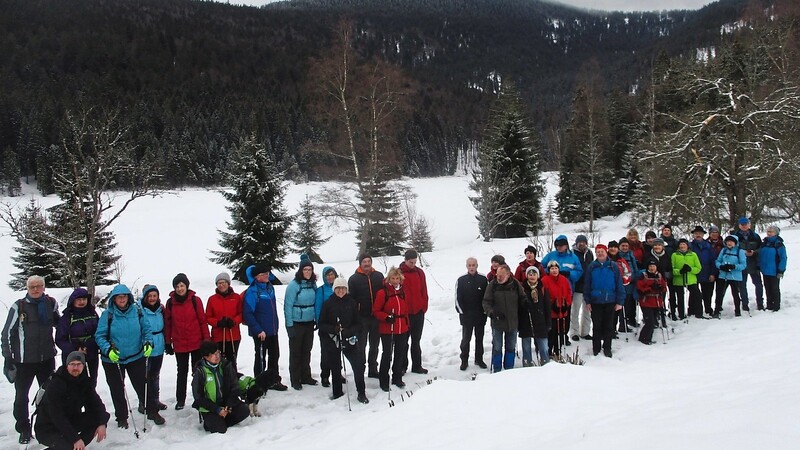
<box><xmin>1</xmin><ymin>176</ymin><xmax>798</xmax><ymax>449</ymax></box>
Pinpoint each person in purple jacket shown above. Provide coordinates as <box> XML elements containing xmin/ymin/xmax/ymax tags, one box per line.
<box><xmin>55</xmin><ymin>288</ymin><xmax>100</xmax><ymax>386</ymax></box>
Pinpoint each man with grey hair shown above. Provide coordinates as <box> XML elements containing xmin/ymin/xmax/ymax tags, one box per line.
<box><xmin>455</xmin><ymin>257</ymin><xmax>488</xmax><ymax>370</ymax></box>
<box><xmin>2</xmin><ymin>275</ymin><xmax>60</xmax><ymax>444</ymax></box>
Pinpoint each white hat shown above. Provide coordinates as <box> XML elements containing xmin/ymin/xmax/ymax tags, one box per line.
<box><xmin>332</xmin><ymin>277</ymin><xmax>348</xmax><ymax>290</ymax></box>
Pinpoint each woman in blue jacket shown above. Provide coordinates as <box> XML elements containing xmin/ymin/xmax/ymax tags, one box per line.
<box><xmin>242</xmin><ymin>263</ymin><xmax>288</xmax><ymax>391</ymax></box>
<box><xmin>715</xmin><ymin>236</ymin><xmax>748</xmax><ymax>317</ymax></box>
<box><xmin>759</xmin><ymin>225</ymin><xmax>787</xmax><ymax>311</ymax></box>
<box><xmin>315</xmin><ymin>266</ymin><xmax>338</xmax><ymax>387</ymax></box>
<box><xmin>284</xmin><ymin>260</ymin><xmax>319</xmax><ymax>390</ymax></box>
<box><xmin>95</xmin><ymin>284</ymin><xmax>162</xmax><ymax>427</ymax></box>
<box><xmin>138</xmin><ymin>284</ymin><xmax>167</xmax><ymax>413</ymax></box>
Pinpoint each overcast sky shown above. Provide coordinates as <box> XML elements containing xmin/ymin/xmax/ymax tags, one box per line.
<box><xmin>227</xmin><ymin>0</ymin><xmax>716</xmax><ymax>13</ymax></box>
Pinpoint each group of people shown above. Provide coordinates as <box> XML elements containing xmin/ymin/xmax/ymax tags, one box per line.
<box><xmin>458</xmin><ymin>218</ymin><xmax>787</xmax><ymax>368</ymax></box>
<box><xmin>1</xmin><ymin>249</ymin><xmax>433</xmax><ymax>447</ymax></box>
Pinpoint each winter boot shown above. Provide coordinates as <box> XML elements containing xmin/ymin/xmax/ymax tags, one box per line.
<box><xmin>321</xmin><ymin>377</ymin><xmax>330</xmax><ymax>388</ymax></box>
<box><xmin>475</xmin><ymin>360</ymin><xmax>487</xmax><ymax>369</ymax></box>
<box><xmin>503</xmin><ymin>351</ymin><xmax>515</xmax><ymax>370</ymax></box>
<box><xmin>460</xmin><ymin>360</ymin><xmax>468</xmax><ymax>371</ymax></box>
<box><xmin>379</xmin><ymin>375</ymin><xmax>390</xmax><ymax>392</ymax></box>
<box><xmin>392</xmin><ymin>377</ymin><xmax>406</xmax><ymax>388</ymax></box>
<box><xmin>117</xmin><ymin>418</ymin><xmax>129</xmax><ymax>429</ymax></box>
<box><xmin>18</xmin><ymin>430</ymin><xmax>31</xmax><ymax>444</ymax></box>
<box><xmin>357</xmin><ymin>392</ymin><xmax>369</xmax><ymax>404</ymax></box>
<box><xmin>491</xmin><ymin>354</ymin><xmax>503</xmax><ymax>373</ymax></box>
<box><xmin>147</xmin><ymin>411</ymin><xmax>166</xmax><ymax>425</ymax></box>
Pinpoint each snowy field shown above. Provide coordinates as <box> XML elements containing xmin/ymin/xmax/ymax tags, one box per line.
<box><xmin>1</xmin><ymin>174</ymin><xmax>799</xmax><ymax>449</ymax></box>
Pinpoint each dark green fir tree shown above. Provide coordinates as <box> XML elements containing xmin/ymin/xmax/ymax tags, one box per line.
<box><xmin>290</xmin><ymin>194</ymin><xmax>327</xmax><ymax>264</ymax></box>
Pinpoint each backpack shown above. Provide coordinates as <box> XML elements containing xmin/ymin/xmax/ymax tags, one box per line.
<box><xmin>29</xmin><ymin>373</ymin><xmax>55</xmax><ymax>428</ymax></box>
<box><xmin>105</xmin><ymin>304</ymin><xmax>143</xmax><ymax>343</ymax></box>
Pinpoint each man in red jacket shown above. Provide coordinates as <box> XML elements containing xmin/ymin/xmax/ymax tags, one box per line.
<box><xmin>399</xmin><ymin>249</ymin><xmax>429</xmax><ymax>374</ymax></box>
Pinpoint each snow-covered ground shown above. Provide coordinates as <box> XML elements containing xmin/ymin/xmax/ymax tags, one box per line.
<box><xmin>1</xmin><ymin>175</ymin><xmax>798</xmax><ymax>449</ymax></box>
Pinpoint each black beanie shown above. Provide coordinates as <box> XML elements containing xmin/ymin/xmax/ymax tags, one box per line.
<box><xmin>252</xmin><ymin>263</ymin><xmax>272</xmax><ymax>276</ymax></box>
<box><xmin>199</xmin><ymin>340</ymin><xmax>218</xmax><ymax>357</ymax></box>
<box><xmin>172</xmin><ymin>273</ymin><xmax>190</xmax><ymax>289</ymax></box>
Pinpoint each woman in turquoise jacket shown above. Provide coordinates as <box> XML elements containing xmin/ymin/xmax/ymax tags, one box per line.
<box><xmin>95</xmin><ymin>284</ymin><xmax>163</xmax><ymax>427</ymax></box>
<box><xmin>758</xmin><ymin>225</ymin><xmax>787</xmax><ymax>311</ymax></box>
<box><xmin>715</xmin><ymin>235</ymin><xmax>748</xmax><ymax>316</ymax></box>
<box><xmin>315</xmin><ymin>266</ymin><xmax>338</xmax><ymax>387</ymax></box>
<box><xmin>284</xmin><ymin>260</ymin><xmax>319</xmax><ymax>389</ymax></box>
<box><xmin>139</xmin><ymin>284</ymin><xmax>167</xmax><ymax>413</ymax></box>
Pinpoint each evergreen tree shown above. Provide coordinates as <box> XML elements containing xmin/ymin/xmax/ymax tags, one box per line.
<box><xmin>355</xmin><ymin>177</ymin><xmax>407</xmax><ymax>257</ymax></box>
<box><xmin>470</xmin><ymin>84</ymin><xmax>544</xmax><ymax>240</ymax></box>
<box><xmin>8</xmin><ymin>200</ymin><xmax>61</xmax><ymax>290</ymax></box>
<box><xmin>36</xmin><ymin>145</ymin><xmax>57</xmax><ymax>196</ymax></box>
<box><xmin>290</xmin><ymin>194</ymin><xmax>327</xmax><ymax>264</ymax></box>
<box><xmin>409</xmin><ymin>216</ymin><xmax>433</xmax><ymax>253</ymax></box>
<box><xmin>3</xmin><ymin>147</ymin><xmax>22</xmax><ymax>196</ymax></box>
<box><xmin>211</xmin><ymin>136</ymin><xmax>295</xmax><ymax>282</ymax></box>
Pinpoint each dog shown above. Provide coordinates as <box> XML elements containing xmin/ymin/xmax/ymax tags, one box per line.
<box><xmin>240</xmin><ymin>369</ymin><xmax>281</xmax><ymax>417</ymax></box>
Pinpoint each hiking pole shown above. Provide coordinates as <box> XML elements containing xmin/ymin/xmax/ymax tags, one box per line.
<box><xmin>143</xmin><ymin>356</ymin><xmax>149</xmax><ymax>433</ymax></box>
<box><xmin>337</xmin><ymin>318</ymin><xmax>352</xmax><ymax>412</ymax></box>
<box><xmin>621</xmin><ymin>301</ymin><xmax>629</xmax><ymax>342</ymax></box>
<box><xmin>388</xmin><ymin>309</ymin><xmax>395</xmax><ymax>407</ymax></box>
<box><xmin>116</xmin><ymin>362</ymin><xmax>140</xmax><ymax>439</ymax></box>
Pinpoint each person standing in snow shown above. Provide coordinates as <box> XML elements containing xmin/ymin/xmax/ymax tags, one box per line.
<box><xmin>318</xmin><ymin>277</ymin><xmax>369</xmax><ymax>404</ymax></box>
<box><xmin>626</xmin><ymin>228</ymin><xmax>645</xmax><ymax>267</ymax></box>
<box><xmin>514</xmin><ymin>246</ymin><xmax>545</xmax><ymax>284</ymax></box>
<box><xmin>400</xmin><ymin>249</ymin><xmax>429</xmax><ymax>375</ymax></box>
<box><xmin>487</xmin><ymin>254</ymin><xmax>505</xmax><ymax>282</ymax></box>
<box><xmin>660</xmin><ymin>223</ymin><xmax>679</xmax><ymax>252</ymax></box>
<box><xmin>206</xmin><ymin>272</ymin><xmax>243</xmax><ymax>368</ymax></box>
<box><xmin>583</xmin><ymin>245</ymin><xmax>625</xmax><ymax>358</ymax></box>
<box><xmin>734</xmin><ymin>217</ymin><xmax>764</xmax><ymax>310</ymax></box>
<box><xmin>191</xmin><ymin>341</ymin><xmax>249</xmax><ymax>434</ymax></box>
<box><xmin>541</xmin><ymin>261</ymin><xmax>572</xmax><ymax>357</ymax></box>
<box><xmin>706</xmin><ymin>226</ymin><xmax>726</xmax><ymax>314</ymax></box>
<box><xmin>372</xmin><ymin>267</ymin><xmax>409</xmax><ymax>391</ymax></box>
<box><xmin>348</xmin><ymin>254</ymin><xmax>384</xmax><ymax>379</ymax></box>
<box><xmin>759</xmin><ymin>225</ymin><xmax>787</xmax><ymax>311</ymax></box>
<box><xmin>55</xmin><ymin>288</ymin><xmax>100</xmax><ymax>386</ymax></box>
<box><xmin>483</xmin><ymin>264</ymin><xmax>525</xmax><ymax>371</ymax></box>
<box><xmin>95</xmin><ymin>284</ymin><xmax>163</xmax><ymax>427</ymax></box>
<box><xmin>2</xmin><ymin>275</ymin><xmax>59</xmax><ymax>444</ymax></box>
<box><xmin>541</xmin><ymin>235</ymin><xmax>583</xmax><ymax>293</ymax></box>
<box><xmin>455</xmin><ymin>257</ymin><xmax>489</xmax><ymax>371</ymax></box>
<box><xmin>519</xmin><ymin>266</ymin><xmax>551</xmax><ymax>365</ymax></box>
<box><xmin>284</xmin><ymin>259</ymin><xmax>319</xmax><ymax>390</ymax></box>
<box><xmin>569</xmin><ymin>235</ymin><xmax>594</xmax><ymax>342</ymax></box>
<box><xmin>242</xmin><ymin>263</ymin><xmax>288</xmax><ymax>390</ymax></box>
<box><xmin>164</xmin><ymin>273</ymin><xmax>210</xmax><ymax>410</ymax></box>
<box><xmin>607</xmin><ymin>241</ymin><xmax>633</xmax><ymax>332</ymax></box>
<box><xmin>689</xmin><ymin>226</ymin><xmax>717</xmax><ymax>317</ymax></box>
<box><xmin>618</xmin><ymin>237</ymin><xmax>640</xmax><ymax>329</ymax></box>
<box><xmin>636</xmin><ymin>260</ymin><xmax>667</xmax><ymax>345</ymax></box>
<box><xmin>715</xmin><ymin>235</ymin><xmax>747</xmax><ymax>316</ymax></box>
<box><xmin>671</xmin><ymin>239</ymin><xmax>702</xmax><ymax>320</ymax></box>
<box><xmin>316</xmin><ymin>266</ymin><xmax>338</xmax><ymax>387</ymax></box>
<box><xmin>139</xmin><ymin>284</ymin><xmax>168</xmax><ymax>413</ymax></box>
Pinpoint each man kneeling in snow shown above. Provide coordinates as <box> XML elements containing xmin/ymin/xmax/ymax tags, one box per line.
<box><xmin>192</xmin><ymin>341</ymin><xmax>249</xmax><ymax>433</ymax></box>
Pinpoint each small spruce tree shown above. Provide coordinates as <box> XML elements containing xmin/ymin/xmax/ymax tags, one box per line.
<box><xmin>290</xmin><ymin>194</ymin><xmax>328</xmax><ymax>264</ymax></box>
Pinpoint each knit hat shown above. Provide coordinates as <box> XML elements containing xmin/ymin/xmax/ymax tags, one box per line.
<box><xmin>66</xmin><ymin>351</ymin><xmax>85</xmax><ymax>365</ymax></box>
<box><xmin>172</xmin><ymin>273</ymin><xmax>190</xmax><ymax>289</ymax></box>
<box><xmin>404</xmin><ymin>249</ymin><xmax>418</xmax><ymax>260</ymax></box>
<box><xmin>199</xmin><ymin>340</ymin><xmax>219</xmax><ymax>357</ymax></box>
<box><xmin>215</xmin><ymin>272</ymin><xmax>231</xmax><ymax>284</ymax></box>
<box><xmin>491</xmin><ymin>254</ymin><xmax>506</xmax><ymax>264</ymax></box>
<box><xmin>725</xmin><ymin>235</ymin><xmax>738</xmax><ymax>244</ymax></box>
<box><xmin>547</xmin><ymin>260</ymin><xmax>560</xmax><ymax>269</ymax></box>
<box><xmin>575</xmin><ymin>234</ymin><xmax>588</xmax><ymax>244</ymax></box>
<box><xmin>738</xmin><ymin>217</ymin><xmax>750</xmax><ymax>225</ymax></box>
<box><xmin>709</xmin><ymin>225</ymin><xmax>720</xmax><ymax>233</ymax></box>
<box><xmin>524</xmin><ymin>245</ymin><xmax>537</xmax><ymax>255</ymax></box>
<box><xmin>662</xmin><ymin>223</ymin><xmax>673</xmax><ymax>231</ymax></box>
<box><xmin>595</xmin><ymin>244</ymin><xmax>608</xmax><ymax>252</ymax></box>
<box><xmin>525</xmin><ymin>266</ymin><xmax>539</xmax><ymax>276</ymax></box>
<box><xmin>678</xmin><ymin>238</ymin><xmax>690</xmax><ymax>247</ymax></box>
<box><xmin>646</xmin><ymin>259</ymin><xmax>658</xmax><ymax>268</ymax></box>
<box><xmin>645</xmin><ymin>230</ymin><xmax>657</xmax><ymax>239</ymax></box>
<box><xmin>608</xmin><ymin>240</ymin><xmax>619</xmax><ymax>249</ymax></box>
<box><xmin>69</xmin><ymin>287</ymin><xmax>91</xmax><ymax>303</ymax></box>
<box><xmin>252</xmin><ymin>263</ymin><xmax>271</xmax><ymax>276</ymax></box>
<box><xmin>332</xmin><ymin>277</ymin><xmax>348</xmax><ymax>290</ymax></box>
<box><xmin>357</xmin><ymin>253</ymin><xmax>372</xmax><ymax>264</ymax></box>
<box><xmin>766</xmin><ymin>225</ymin><xmax>781</xmax><ymax>235</ymax></box>
<box><xmin>692</xmin><ymin>226</ymin><xmax>706</xmax><ymax>234</ymax></box>
<box><xmin>618</xmin><ymin>237</ymin><xmax>629</xmax><ymax>245</ymax></box>
<box><xmin>652</xmin><ymin>238</ymin><xmax>665</xmax><ymax>246</ymax></box>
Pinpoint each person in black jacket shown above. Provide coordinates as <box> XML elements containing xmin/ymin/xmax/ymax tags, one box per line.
<box><xmin>2</xmin><ymin>275</ymin><xmax>60</xmax><ymax>444</ymax></box>
<box><xmin>519</xmin><ymin>267</ymin><xmax>552</xmax><ymax>366</ymax></box>
<box><xmin>455</xmin><ymin>257</ymin><xmax>489</xmax><ymax>371</ymax></box>
<box><xmin>34</xmin><ymin>351</ymin><xmax>110</xmax><ymax>450</ymax></box>
<box><xmin>318</xmin><ymin>278</ymin><xmax>369</xmax><ymax>404</ymax></box>
<box><xmin>191</xmin><ymin>341</ymin><xmax>249</xmax><ymax>434</ymax></box>
<box><xmin>570</xmin><ymin>235</ymin><xmax>594</xmax><ymax>341</ymax></box>
<box><xmin>347</xmin><ymin>254</ymin><xmax>385</xmax><ymax>378</ymax></box>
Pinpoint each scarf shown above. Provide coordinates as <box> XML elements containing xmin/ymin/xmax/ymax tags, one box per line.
<box><xmin>30</xmin><ymin>295</ymin><xmax>51</xmax><ymax>325</ymax></box>
<box><xmin>527</xmin><ymin>281</ymin><xmax>539</xmax><ymax>303</ymax></box>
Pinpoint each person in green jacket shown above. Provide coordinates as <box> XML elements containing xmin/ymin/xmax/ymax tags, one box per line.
<box><xmin>191</xmin><ymin>341</ymin><xmax>249</xmax><ymax>434</ymax></box>
<box><xmin>671</xmin><ymin>238</ymin><xmax>703</xmax><ymax>320</ymax></box>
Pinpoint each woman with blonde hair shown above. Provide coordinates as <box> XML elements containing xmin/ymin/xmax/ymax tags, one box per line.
<box><xmin>372</xmin><ymin>267</ymin><xmax>409</xmax><ymax>392</ymax></box>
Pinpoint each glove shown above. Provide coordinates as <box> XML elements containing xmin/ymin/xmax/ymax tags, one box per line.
<box><xmin>561</xmin><ymin>270</ymin><xmax>571</xmax><ymax>279</ymax></box>
<box><xmin>3</xmin><ymin>359</ymin><xmax>16</xmax><ymax>383</ymax></box>
<box><xmin>108</xmin><ymin>348</ymin><xmax>120</xmax><ymax>363</ymax></box>
<box><xmin>561</xmin><ymin>304</ymin><xmax>570</xmax><ymax>314</ymax></box>
<box><xmin>493</xmin><ymin>311</ymin><xmax>505</xmax><ymax>321</ymax></box>
<box><xmin>223</xmin><ymin>317</ymin><xmax>236</xmax><ymax>328</ymax></box>
<box><xmin>143</xmin><ymin>343</ymin><xmax>153</xmax><ymax>357</ymax></box>
<box><xmin>680</xmin><ymin>264</ymin><xmax>691</xmax><ymax>274</ymax></box>
<box><xmin>164</xmin><ymin>343</ymin><xmax>174</xmax><ymax>355</ymax></box>
<box><xmin>334</xmin><ymin>324</ymin><xmax>343</xmax><ymax>334</ymax></box>
<box><xmin>286</xmin><ymin>326</ymin><xmax>296</xmax><ymax>339</ymax></box>
<box><xmin>385</xmin><ymin>314</ymin><xmax>396</xmax><ymax>324</ymax></box>
<box><xmin>720</xmin><ymin>264</ymin><xmax>734</xmax><ymax>272</ymax></box>
<box><xmin>651</xmin><ymin>280</ymin><xmax>661</xmax><ymax>290</ymax></box>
